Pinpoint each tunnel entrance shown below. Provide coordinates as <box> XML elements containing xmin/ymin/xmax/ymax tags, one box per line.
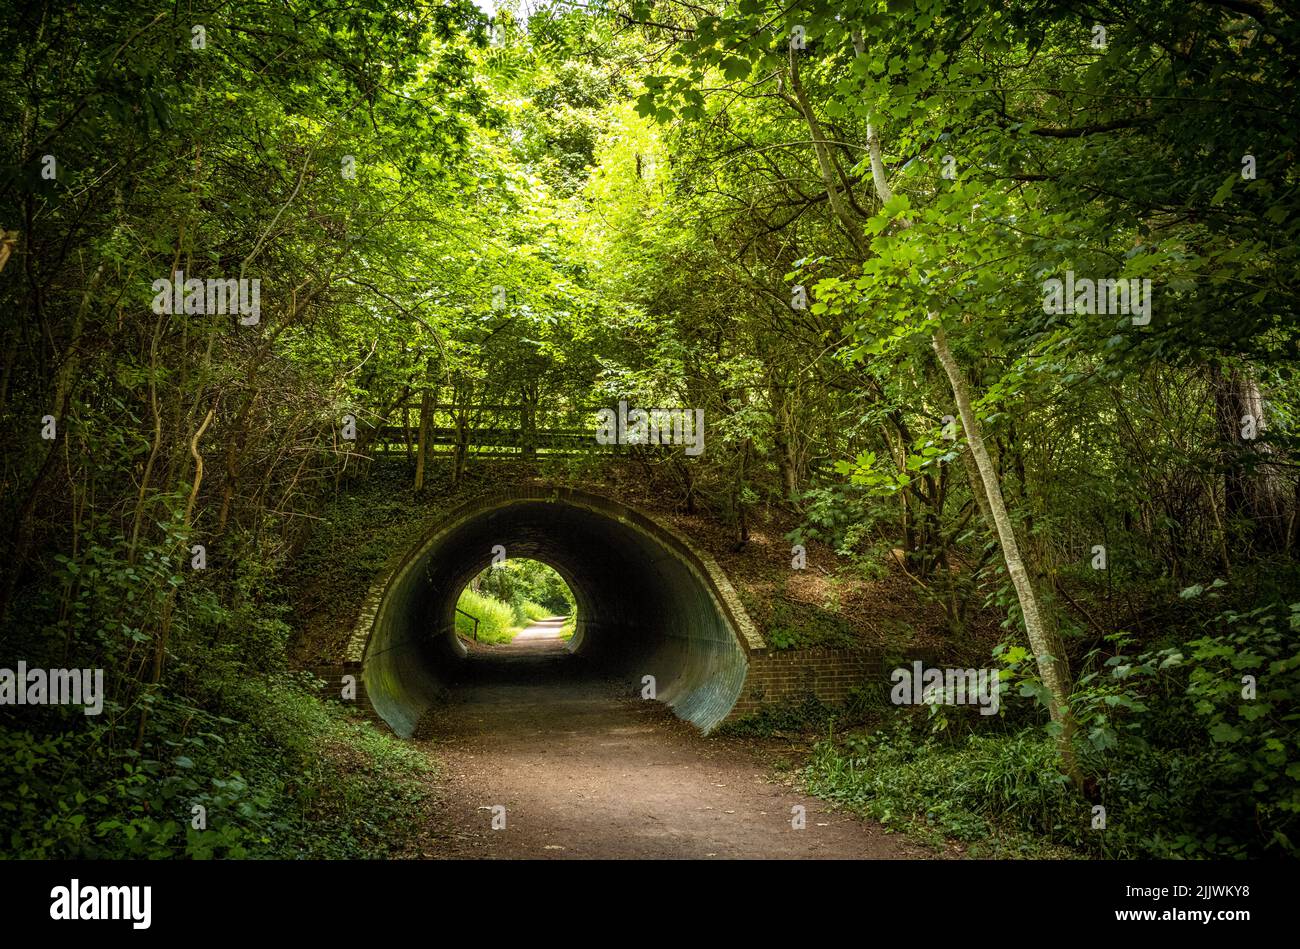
<box><xmin>362</xmin><ymin>489</ymin><xmax>752</xmax><ymax>737</ymax></box>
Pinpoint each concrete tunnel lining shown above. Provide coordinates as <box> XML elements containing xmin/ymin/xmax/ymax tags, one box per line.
<box><xmin>362</xmin><ymin>489</ymin><xmax>753</xmax><ymax>737</ymax></box>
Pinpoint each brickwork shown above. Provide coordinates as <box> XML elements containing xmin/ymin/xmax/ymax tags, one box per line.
<box><xmin>307</xmin><ymin>662</ymin><xmax>383</xmax><ymax>725</ymax></box>
<box><xmin>725</xmin><ymin>647</ymin><xmax>886</xmax><ymax>719</ymax></box>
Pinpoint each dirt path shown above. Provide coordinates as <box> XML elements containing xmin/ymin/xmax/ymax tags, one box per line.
<box><xmin>406</xmin><ymin>638</ymin><xmax>943</xmax><ymax>859</ymax></box>
<box><xmin>511</xmin><ymin>616</ymin><xmax>566</xmax><ymax>641</ymax></box>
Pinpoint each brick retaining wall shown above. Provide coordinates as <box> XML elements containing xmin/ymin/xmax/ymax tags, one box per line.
<box><xmin>307</xmin><ymin>662</ymin><xmax>382</xmax><ymax>725</ymax></box>
<box><xmin>725</xmin><ymin>648</ymin><xmax>883</xmax><ymax>719</ymax></box>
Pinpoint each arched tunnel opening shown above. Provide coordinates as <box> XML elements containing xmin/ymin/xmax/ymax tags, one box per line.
<box><xmin>362</xmin><ymin>491</ymin><xmax>752</xmax><ymax>737</ymax></box>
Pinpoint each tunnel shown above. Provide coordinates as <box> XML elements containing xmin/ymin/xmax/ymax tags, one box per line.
<box><xmin>361</xmin><ymin>488</ymin><xmax>754</xmax><ymax>737</ymax></box>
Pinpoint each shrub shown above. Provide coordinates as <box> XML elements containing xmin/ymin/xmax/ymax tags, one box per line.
<box><xmin>521</xmin><ymin>599</ymin><xmax>552</xmax><ymax>622</ymax></box>
<box><xmin>801</xmin><ymin>594</ymin><xmax>1300</xmax><ymax>858</ymax></box>
<box><xmin>454</xmin><ymin>588</ymin><xmax>518</xmax><ymax>644</ymax></box>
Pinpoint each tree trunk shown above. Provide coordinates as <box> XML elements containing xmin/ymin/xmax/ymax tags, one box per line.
<box><xmin>932</xmin><ymin>325</ymin><xmax>1080</xmax><ymax>783</ymax></box>
<box><xmin>1211</xmin><ymin>364</ymin><xmax>1286</xmax><ymax>552</ymax></box>
<box><xmin>792</xmin><ymin>37</ymin><xmax>1083</xmax><ymax>787</ymax></box>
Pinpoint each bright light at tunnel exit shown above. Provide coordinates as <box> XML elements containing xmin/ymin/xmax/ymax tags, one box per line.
<box><xmin>454</xmin><ymin>557</ymin><xmax>577</xmax><ymax>646</ymax></box>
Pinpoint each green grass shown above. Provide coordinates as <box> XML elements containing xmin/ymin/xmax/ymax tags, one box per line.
<box><xmin>454</xmin><ymin>588</ymin><xmax>519</xmax><ymax>644</ymax></box>
<box><xmin>454</xmin><ymin>591</ymin><xmax>570</xmax><ymax>643</ymax></box>
<box><xmin>802</xmin><ymin>721</ymin><xmax>1087</xmax><ymax>858</ymax></box>
<box><xmin>521</xmin><ymin>599</ymin><xmax>552</xmax><ymax>623</ymax></box>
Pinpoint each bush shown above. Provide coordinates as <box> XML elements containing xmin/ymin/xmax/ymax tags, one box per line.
<box><xmin>802</xmin><ymin>593</ymin><xmax>1300</xmax><ymax>858</ymax></box>
<box><xmin>504</xmin><ymin>592</ymin><xmax>550</xmax><ymax>626</ymax></box>
<box><xmin>454</xmin><ymin>588</ymin><xmax>518</xmax><ymax>644</ymax></box>
<box><xmin>1067</xmin><ymin>592</ymin><xmax>1300</xmax><ymax>858</ymax></box>
<box><xmin>0</xmin><ymin>673</ymin><xmax>435</xmax><ymax>859</ymax></box>
<box><xmin>476</xmin><ymin>558</ymin><xmax>575</xmax><ymax>617</ymax></box>
<box><xmin>521</xmin><ymin>599</ymin><xmax>552</xmax><ymax>622</ymax></box>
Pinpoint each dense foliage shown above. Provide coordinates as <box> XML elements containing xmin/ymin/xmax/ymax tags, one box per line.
<box><xmin>2</xmin><ymin>0</ymin><xmax>1297</xmax><ymax>858</ymax></box>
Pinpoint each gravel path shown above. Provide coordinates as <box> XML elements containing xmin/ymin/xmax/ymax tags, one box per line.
<box><xmin>407</xmin><ymin>637</ymin><xmax>943</xmax><ymax>859</ymax></box>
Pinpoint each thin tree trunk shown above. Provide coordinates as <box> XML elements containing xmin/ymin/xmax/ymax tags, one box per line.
<box><xmin>135</xmin><ymin>405</ymin><xmax>215</xmax><ymax>750</ymax></box>
<box><xmin>796</xmin><ymin>36</ymin><xmax>1083</xmax><ymax>786</ymax></box>
<box><xmin>931</xmin><ymin>325</ymin><xmax>1080</xmax><ymax>783</ymax></box>
<box><xmin>128</xmin><ymin>313</ymin><xmax>167</xmax><ymax>564</ymax></box>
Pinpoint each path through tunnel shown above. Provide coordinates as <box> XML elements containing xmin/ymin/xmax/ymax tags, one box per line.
<box><xmin>362</xmin><ymin>490</ymin><xmax>752</xmax><ymax>737</ymax></box>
